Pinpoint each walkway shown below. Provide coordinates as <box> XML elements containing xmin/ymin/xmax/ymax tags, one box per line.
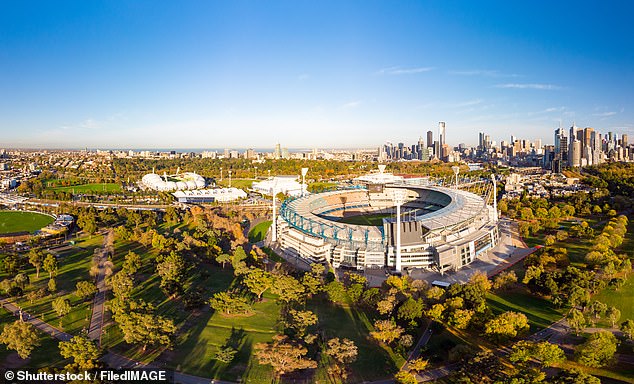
<box><xmin>0</xmin><ymin>298</ymin><xmax>72</xmax><ymax>342</ymax></box>
<box><xmin>88</xmin><ymin>230</ymin><xmax>113</xmax><ymax>345</ymax></box>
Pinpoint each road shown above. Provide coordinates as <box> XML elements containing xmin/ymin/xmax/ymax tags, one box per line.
<box><xmin>88</xmin><ymin>230</ymin><xmax>112</xmax><ymax>345</ymax></box>
<box><xmin>0</xmin><ymin>298</ymin><xmax>72</xmax><ymax>342</ymax></box>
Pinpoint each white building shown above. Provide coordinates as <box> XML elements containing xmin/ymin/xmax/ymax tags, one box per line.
<box><xmin>251</xmin><ymin>176</ymin><xmax>306</xmax><ymax>197</ymax></box>
<box><xmin>172</xmin><ymin>188</ymin><xmax>247</xmax><ymax>203</ymax></box>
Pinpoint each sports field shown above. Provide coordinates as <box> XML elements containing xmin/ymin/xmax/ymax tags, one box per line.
<box><xmin>50</xmin><ymin>183</ymin><xmax>121</xmax><ymax>193</ymax></box>
<box><xmin>0</xmin><ymin>211</ymin><xmax>54</xmax><ymax>234</ymax></box>
<box><xmin>338</xmin><ymin>213</ymin><xmax>392</xmax><ymax>226</ymax></box>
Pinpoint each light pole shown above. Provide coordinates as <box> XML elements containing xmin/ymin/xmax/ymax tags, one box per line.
<box><xmin>301</xmin><ymin>167</ymin><xmax>308</xmax><ymax>197</ymax></box>
<box><xmin>451</xmin><ymin>166</ymin><xmax>460</xmax><ymax>189</ymax></box>
<box><xmin>271</xmin><ymin>182</ymin><xmax>278</xmax><ymax>242</ymax></box>
<box><xmin>392</xmin><ymin>189</ymin><xmax>405</xmax><ymax>272</ymax></box>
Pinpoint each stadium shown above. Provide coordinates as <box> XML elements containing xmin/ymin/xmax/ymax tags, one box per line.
<box><xmin>141</xmin><ymin>169</ymin><xmax>206</xmax><ymax>191</ymax></box>
<box><xmin>276</xmin><ymin>175</ymin><xmax>499</xmax><ymax>273</ymax></box>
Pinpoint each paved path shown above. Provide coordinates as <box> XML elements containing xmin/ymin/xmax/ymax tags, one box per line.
<box><xmin>0</xmin><ymin>298</ymin><xmax>72</xmax><ymax>342</ymax></box>
<box><xmin>88</xmin><ymin>230</ymin><xmax>112</xmax><ymax>345</ymax></box>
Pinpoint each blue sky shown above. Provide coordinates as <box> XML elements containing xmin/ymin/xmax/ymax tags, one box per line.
<box><xmin>1</xmin><ymin>1</ymin><xmax>633</xmax><ymax>149</ymax></box>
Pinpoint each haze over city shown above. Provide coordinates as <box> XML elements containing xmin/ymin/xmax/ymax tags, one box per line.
<box><xmin>1</xmin><ymin>1</ymin><xmax>633</xmax><ymax>149</ymax></box>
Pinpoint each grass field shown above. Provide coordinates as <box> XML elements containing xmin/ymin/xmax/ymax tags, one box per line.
<box><xmin>248</xmin><ymin>221</ymin><xmax>271</xmax><ymax>243</ymax></box>
<box><xmin>50</xmin><ymin>183</ymin><xmax>121</xmax><ymax>193</ymax></box>
<box><xmin>338</xmin><ymin>213</ymin><xmax>392</xmax><ymax>226</ymax></box>
<box><xmin>216</xmin><ymin>179</ymin><xmax>256</xmax><ymax>190</ymax></box>
<box><xmin>0</xmin><ymin>211</ymin><xmax>54</xmax><ymax>234</ymax></box>
<box><xmin>12</xmin><ymin>235</ymin><xmax>102</xmax><ymax>334</ymax></box>
<box><xmin>487</xmin><ymin>289</ymin><xmax>565</xmax><ymax>332</ymax></box>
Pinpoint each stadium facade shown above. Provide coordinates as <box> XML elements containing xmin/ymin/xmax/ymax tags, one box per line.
<box><xmin>276</xmin><ymin>178</ymin><xmax>499</xmax><ymax>273</ymax></box>
<box><xmin>141</xmin><ymin>171</ymin><xmax>206</xmax><ymax>191</ymax></box>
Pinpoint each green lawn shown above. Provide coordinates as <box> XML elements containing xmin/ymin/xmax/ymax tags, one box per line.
<box><xmin>216</xmin><ymin>178</ymin><xmax>256</xmax><ymax>190</ymax></box>
<box><xmin>487</xmin><ymin>289</ymin><xmax>565</xmax><ymax>332</ymax></box>
<box><xmin>248</xmin><ymin>221</ymin><xmax>271</xmax><ymax>243</ymax></box>
<box><xmin>50</xmin><ymin>183</ymin><xmax>122</xmax><ymax>193</ymax></box>
<box><xmin>309</xmin><ymin>301</ymin><xmax>402</xmax><ymax>383</ymax></box>
<box><xmin>0</xmin><ymin>211</ymin><xmax>54</xmax><ymax>234</ymax></box>
<box><xmin>12</xmin><ymin>235</ymin><xmax>101</xmax><ymax>335</ymax></box>
<box><xmin>338</xmin><ymin>213</ymin><xmax>392</xmax><ymax>226</ymax></box>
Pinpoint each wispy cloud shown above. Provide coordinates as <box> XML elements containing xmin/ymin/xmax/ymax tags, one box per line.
<box><xmin>377</xmin><ymin>66</ymin><xmax>434</xmax><ymax>75</ymax></box>
<box><xmin>449</xmin><ymin>69</ymin><xmax>520</xmax><ymax>78</ymax></box>
<box><xmin>592</xmin><ymin>111</ymin><xmax>617</xmax><ymax>117</ymax></box>
<box><xmin>341</xmin><ymin>100</ymin><xmax>362</xmax><ymax>109</ymax></box>
<box><xmin>494</xmin><ymin>83</ymin><xmax>562</xmax><ymax>90</ymax></box>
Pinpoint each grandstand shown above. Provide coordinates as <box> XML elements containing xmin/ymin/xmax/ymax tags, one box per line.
<box><xmin>141</xmin><ymin>169</ymin><xmax>206</xmax><ymax>191</ymax></box>
<box><xmin>276</xmin><ymin>178</ymin><xmax>499</xmax><ymax>273</ymax></box>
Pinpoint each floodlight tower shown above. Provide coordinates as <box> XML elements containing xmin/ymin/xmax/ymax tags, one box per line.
<box><xmin>392</xmin><ymin>189</ymin><xmax>406</xmax><ymax>272</ymax></box>
<box><xmin>491</xmin><ymin>174</ymin><xmax>498</xmax><ymax>222</ymax></box>
<box><xmin>301</xmin><ymin>168</ymin><xmax>309</xmax><ymax>197</ymax></box>
<box><xmin>451</xmin><ymin>166</ymin><xmax>460</xmax><ymax>189</ymax></box>
<box><xmin>271</xmin><ymin>182</ymin><xmax>278</xmax><ymax>242</ymax></box>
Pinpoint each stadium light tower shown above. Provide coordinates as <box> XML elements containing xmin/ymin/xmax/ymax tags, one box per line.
<box><xmin>301</xmin><ymin>167</ymin><xmax>309</xmax><ymax>197</ymax></box>
<box><xmin>392</xmin><ymin>189</ymin><xmax>406</xmax><ymax>272</ymax></box>
<box><xmin>491</xmin><ymin>174</ymin><xmax>498</xmax><ymax>222</ymax></box>
<box><xmin>271</xmin><ymin>182</ymin><xmax>278</xmax><ymax>242</ymax></box>
<box><xmin>452</xmin><ymin>166</ymin><xmax>460</xmax><ymax>189</ymax></box>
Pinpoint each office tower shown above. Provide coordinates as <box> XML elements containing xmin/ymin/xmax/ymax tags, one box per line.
<box><xmin>427</xmin><ymin>131</ymin><xmax>433</xmax><ymax>148</ymax></box>
<box><xmin>569</xmin><ymin>140</ymin><xmax>582</xmax><ymax>167</ymax></box>
<box><xmin>433</xmin><ymin>140</ymin><xmax>440</xmax><ymax>159</ymax></box>
<box><xmin>439</xmin><ymin>122</ymin><xmax>446</xmax><ymax>145</ymax></box>
<box><xmin>554</xmin><ymin>127</ymin><xmax>568</xmax><ymax>167</ymax></box>
<box><xmin>583</xmin><ymin>127</ymin><xmax>594</xmax><ymax>148</ymax></box>
<box><xmin>274</xmin><ymin>143</ymin><xmax>281</xmax><ymax>159</ymax></box>
<box><xmin>478</xmin><ymin>132</ymin><xmax>484</xmax><ymax>151</ymax></box>
<box><xmin>622</xmin><ymin>134</ymin><xmax>628</xmax><ymax>147</ymax></box>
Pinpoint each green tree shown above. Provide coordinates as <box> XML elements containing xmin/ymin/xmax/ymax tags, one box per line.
<box><xmin>242</xmin><ymin>267</ymin><xmax>273</xmax><ymax>300</ymax></box>
<box><xmin>47</xmin><ymin>278</ymin><xmax>57</xmax><ymax>293</ymax></box>
<box><xmin>122</xmin><ymin>251</ymin><xmax>142</xmax><ymax>275</ymax></box>
<box><xmin>606</xmin><ymin>307</ymin><xmax>621</xmax><ymax>328</ymax></box>
<box><xmin>575</xmin><ymin>330</ymin><xmax>618</xmax><ymax>367</ymax></box>
<box><xmin>620</xmin><ymin>319</ymin><xmax>634</xmax><ymax>340</ymax></box>
<box><xmin>567</xmin><ymin>308</ymin><xmax>587</xmax><ymax>336</ymax></box>
<box><xmin>28</xmin><ymin>249</ymin><xmax>46</xmax><ymax>278</ymax></box>
<box><xmin>302</xmin><ymin>263</ymin><xmax>325</xmax><ymax>297</ymax></box>
<box><xmin>14</xmin><ymin>273</ymin><xmax>29</xmax><ymax>290</ymax></box>
<box><xmin>370</xmin><ymin>320</ymin><xmax>404</xmax><ymax>344</ymax></box>
<box><xmin>286</xmin><ymin>309</ymin><xmax>318</xmax><ymax>337</ymax></box>
<box><xmin>59</xmin><ymin>335</ymin><xmax>101</xmax><ymax>369</ymax></box>
<box><xmin>0</xmin><ymin>321</ymin><xmax>40</xmax><ymax>359</ymax></box>
<box><xmin>397</xmin><ymin>297</ymin><xmax>424</xmax><ymax>323</ymax></box>
<box><xmin>52</xmin><ymin>297</ymin><xmax>72</xmax><ymax>318</ymax></box>
<box><xmin>156</xmin><ymin>252</ymin><xmax>186</xmax><ymax>288</ymax></box>
<box><xmin>109</xmin><ymin>271</ymin><xmax>133</xmax><ymax>299</ymax></box>
<box><xmin>43</xmin><ymin>254</ymin><xmax>58</xmax><ymax>279</ymax></box>
<box><xmin>75</xmin><ymin>280</ymin><xmax>97</xmax><ymax>301</ymax></box>
<box><xmin>209</xmin><ymin>291</ymin><xmax>252</xmax><ymax>315</ymax></box>
<box><xmin>113</xmin><ymin>301</ymin><xmax>176</xmax><ymax>351</ymax></box>
<box><xmin>271</xmin><ymin>274</ymin><xmax>305</xmax><ymax>303</ymax></box>
<box><xmin>394</xmin><ymin>371</ymin><xmax>418</xmax><ymax>384</ymax></box>
<box><xmin>254</xmin><ymin>335</ymin><xmax>317</xmax><ymax>378</ymax></box>
<box><xmin>484</xmin><ymin>311</ymin><xmax>529</xmax><ymax>341</ymax></box>
<box><xmin>323</xmin><ymin>338</ymin><xmax>358</xmax><ymax>380</ymax></box>
<box><xmin>216</xmin><ymin>253</ymin><xmax>231</xmax><ymax>269</ymax></box>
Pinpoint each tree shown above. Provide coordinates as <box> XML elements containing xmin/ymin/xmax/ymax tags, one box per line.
<box><xmin>447</xmin><ymin>309</ymin><xmax>474</xmax><ymax>330</ymax></box>
<box><xmin>567</xmin><ymin>308</ymin><xmax>586</xmax><ymax>336</ymax></box>
<box><xmin>324</xmin><ymin>280</ymin><xmax>348</xmax><ymax>304</ymax></box>
<box><xmin>59</xmin><ymin>335</ymin><xmax>101</xmax><ymax>369</ymax></box>
<box><xmin>75</xmin><ymin>280</ymin><xmax>97</xmax><ymax>301</ymax></box>
<box><xmin>242</xmin><ymin>268</ymin><xmax>273</xmax><ymax>300</ymax></box>
<box><xmin>254</xmin><ymin>335</ymin><xmax>317</xmax><ymax>378</ymax></box>
<box><xmin>109</xmin><ymin>271</ymin><xmax>133</xmax><ymax>299</ymax></box>
<box><xmin>552</xmin><ymin>369</ymin><xmax>600</xmax><ymax>384</ymax></box>
<box><xmin>394</xmin><ymin>371</ymin><xmax>418</xmax><ymax>384</ymax></box>
<box><xmin>408</xmin><ymin>357</ymin><xmax>429</xmax><ymax>373</ymax></box>
<box><xmin>52</xmin><ymin>297</ymin><xmax>72</xmax><ymax>318</ymax></box>
<box><xmin>28</xmin><ymin>249</ymin><xmax>46</xmax><ymax>278</ymax></box>
<box><xmin>575</xmin><ymin>330</ymin><xmax>618</xmax><ymax>368</ymax></box>
<box><xmin>77</xmin><ymin>213</ymin><xmax>97</xmax><ymax>235</ymax></box>
<box><xmin>112</xmin><ymin>301</ymin><xmax>176</xmax><ymax>351</ymax></box>
<box><xmin>370</xmin><ymin>320</ymin><xmax>404</xmax><ymax>344</ymax></box>
<box><xmin>216</xmin><ymin>253</ymin><xmax>231</xmax><ymax>269</ymax></box>
<box><xmin>286</xmin><ymin>309</ymin><xmax>318</xmax><ymax>337</ymax></box>
<box><xmin>48</xmin><ymin>278</ymin><xmax>57</xmax><ymax>293</ymax></box>
<box><xmin>323</xmin><ymin>338</ymin><xmax>357</xmax><ymax>380</ymax></box>
<box><xmin>0</xmin><ymin>321</ymin><xmax>40</xmax><ymax>359</ymax></box>
<box><xmin>493</xmin><ymin>271</ymin><xmax>517</xmax><ymax>290</ymax></box>
<box><xmin>397</xmin><ymin>297</ymin><xmax>424</xmax><ymax>323</ymax></box>
<box><xmin>156</xmin><ymin>252</ymin><xmax>186</xmax><ymax>289</ymax></box>
<box><xmin>510</xmin><ymin>341</ymin><xmax>564</xmax><ymax>367</ymax></box>
<box><xmin>376</xmin><ymin>294</ymin><xmax>397</xmax><ymax>315</ymax></box>
<box><xmin>588</xmin><ymin>301</ymin><xmax>608</xmax><ymax>325</ymax></box>
<box><xmin>302</xmin><ymin>263</ymin><xmax>325</xmax><ymax>297</ymax></box>
<box><xmin>122</xmin><ymin>251</ymin><xmax>142</xmax><ymax>275</ymax></box>
<box><xmin>209</xmin><ymin>291</ymin><xmax>252</xmax><ymax>315</ymax></box>
<box><xmin>426</xmin><ymin>303</ymin><xmax>445</xmax><ymax>322</ymax></box>
<box><xmin>620</xmin><ymin>319</ymin><xmax>634</xmax><ymax>340</ymax></box>
<box><xmin>271</xmin><ymin>274</ymin><xmax>305</xmax><ymax>303</ymax></box>
<box><xmin>14</xmin><ymin>273</ymin><xmax>29</xmax><ymax>290</ymax></box>
<box><xmin>484</xmin><ymin>311</ymin><xmax>529</xmax><ymax>341</ymax></box>
<box><xmin>214</xmin><ymin>346</ymin><xmax>237</xmax><ymax>364</ymax></box>
<box><xmin>606</xmin><ymin>307</ymin><xmax>621</xmax><ymax>328</ymax></box>
<box><xmin>544</xmin><ymin>234</ymin><xmax>556</xmax><ymax>246</ymax></box>
<box><xmin>43</xmin><ymin>254</ymin><xmax>58</xmax><ymax>279</ymax></box>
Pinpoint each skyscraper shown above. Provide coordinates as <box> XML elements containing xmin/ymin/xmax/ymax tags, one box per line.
<box><xmin>426</xmin><ymin>130</ymin><xmax>433</xmax><ymax>148</ymax></box>
<box><xmin>438</xmin><ymin>122</ymin><xmax>446</xmax><ymax>146</ymax></box>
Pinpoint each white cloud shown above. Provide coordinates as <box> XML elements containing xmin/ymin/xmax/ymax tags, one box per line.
<box><xmin>494</xmin><ymin>83</ymin><xmax>562</xmax><ymax>90</ymax></box>
<box><xmin>592</xmin><ymin>111</ymin><xmax>617</xmax><ymax>117</ymax></box>
<box><xmin>449</xmin><ymin>69</ymin><xmax>520</xmax><ymax>78</ymax></box>
<box><xmin>341</xmin><ymin>100</ymin><xmax>362</xmax><ymax>109</ymax></box>
<box><xmin>377</xmin><ymin>66</ymin><xmax>434</xmax><ymax>75</ymax></box>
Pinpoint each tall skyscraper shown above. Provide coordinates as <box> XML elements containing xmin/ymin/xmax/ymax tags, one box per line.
<box><xmin>438</xmin><ymin>122</ymin><xmax>446</xmax><ymax>146</ymax></box>
<box><xmin>426</xmin><ymin>130</ymin><xmax>433</xmax><ymax>148</ymax></box>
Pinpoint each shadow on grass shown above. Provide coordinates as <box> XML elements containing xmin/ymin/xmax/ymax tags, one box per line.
<box><xmin>487</xmin><ymin>290</ymin><xmax>563</xmax><ymax>331</ymax></box>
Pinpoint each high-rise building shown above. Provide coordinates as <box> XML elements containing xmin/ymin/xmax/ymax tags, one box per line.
<box><xmin>427</xmin><ymin>131</ymin><xmax>433</xmax><ymax>148</ymax></box>
<box><xmin>439</xmin><ymin>122</ymin><xmax>446</xmax><ymax>145</ymax></box>
<box><xmin>583</xmin><ymin>127</ymin><xmax>594</xmax><ymax>148</ymax></box>
<box><xmin>622</xmin><ymin>134</ymin><xmax>628</xmax><ymax>147</ymax></box>
<box><xmin>274</xmin><ymin>143</ymin><xmax>281</xmax><ymax>159</ymax></box>
<box><xmin>554</xmin><ymin>127</ymin><xmax>568</xmax><ymax>167</ymax></box>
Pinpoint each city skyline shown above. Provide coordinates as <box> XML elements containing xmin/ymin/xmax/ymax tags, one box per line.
<box><xmin>1</xmin><ymin>1</ymin><xmax>633</xmax><ymax>148</ymax></box>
